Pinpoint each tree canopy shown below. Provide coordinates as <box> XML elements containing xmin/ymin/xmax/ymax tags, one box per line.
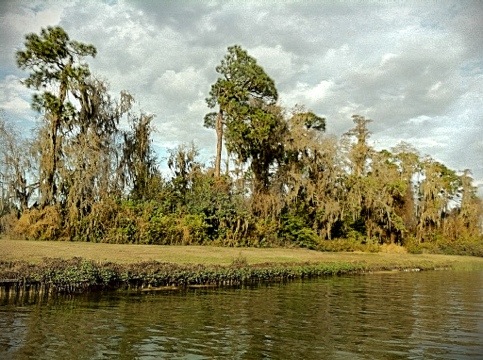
<box><xmin>206</xmin><ymin>45</ymin><xmax>284</xmax><ymax>193</ymax></box>
<box><xmin>0</xmin><ymin>28</ymin><xmax>481</xmax><ymax>255</ymax></box>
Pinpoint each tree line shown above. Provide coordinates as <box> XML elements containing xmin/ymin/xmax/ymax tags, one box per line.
<box><xmin>1</xmin><ymin>27</ymin><xmax>482</xmax><ymax>254</ymax></box>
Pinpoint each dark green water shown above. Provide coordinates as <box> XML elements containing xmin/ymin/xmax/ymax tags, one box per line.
<box><xmin>1</xmin><ymin>270</ymin><xmax>482</xmax><ymax>359</ymax></box>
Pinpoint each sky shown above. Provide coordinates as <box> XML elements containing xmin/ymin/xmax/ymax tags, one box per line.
<box><xmin>1</xmin><ymin>0</ymin><xmax>482</xmax><ymax>194</ymax></box>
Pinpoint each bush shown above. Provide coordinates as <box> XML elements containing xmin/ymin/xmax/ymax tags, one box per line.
<box><xmin>251</xmin><ymin>218</ymin><xmax>285</xmax><ymax>247</ymax></box>
<box><xmin>146</xmin><ymin>212</ymin><xmax>181</xmax><ymax>245</ymax></box>
<box><xmin>404</xmin><ymin>237</ymin><xmax>442</xmax><ymax>254</ymax></box>
<box><xmin>404</xmin><ymin>236</ymin><xmax>483</xmax><ymax>257</ymax></box>
<box><xmin>0</xmin><ymin>211</ymin><xmax>19</xmax><ymax>236</ymax></box>
<box><xmin>436</xmin><ymin>237</ymin><xmax>483</xmax><ymax>257</ymax></box>
<box><xmin>179</xmin><ymin>214</ymin><xmax>209</xmax><ymax>245</ymax></box>
<box><xmin>279</xmin><ymin>213</ymin><xmax>319</xmax><ymax>249</ymax></box>
<box><xmin>13</xmin><ymin>205</ymin><xmax>65</xmax><ymax>240</ymax></box>
<box><xmin>379</xmin><ymin>243</ymin><xmax>407</xmax><ymax>254</ymax></box>
<box><xmin>317</xmin><ymin>238</ymin><xmax>380</xmax><ymax>253</ymax></box>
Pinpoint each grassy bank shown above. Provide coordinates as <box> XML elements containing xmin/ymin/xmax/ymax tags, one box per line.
<box><xmin>1</xmin><ymin>238</ymin><xmax>483</xmax><ymax>295</ymax></box>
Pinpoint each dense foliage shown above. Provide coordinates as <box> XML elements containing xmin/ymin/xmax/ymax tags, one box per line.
<box><xmin>1</xmin><ymin>27</ymin><xmax>482</xmax><ymax>255</ymax></box>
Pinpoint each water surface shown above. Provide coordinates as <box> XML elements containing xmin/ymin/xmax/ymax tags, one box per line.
<box><xmin>1</xmin><ymin>270</ymin><xmax>482</xmax><ymax>359</ymax></box>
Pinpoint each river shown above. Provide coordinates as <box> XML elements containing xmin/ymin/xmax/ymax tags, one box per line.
<box><xmin>1</xmin><ymin>270</ymin><xmax>482</xmax><ymax>359</ymax></box>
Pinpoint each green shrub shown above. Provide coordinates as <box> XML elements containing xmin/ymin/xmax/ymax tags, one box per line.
<box><xmin>248</xmin><ymin>217</ymin><xmax>279</xmax><ymax>247</ymax></box>
<box><xmin>147</xmin><ymin>213</ymin><xmax>181</xmax><ymax>245</ymax></box>
<box><xmin>404</xmin><ymin>236</ymin><xmax>483</xmax><ymax>257</ymax></box>
<box><xmin>317</xmin><ymin>238</ymin><xmax>380</xmax><ymax>253</ymax></box>
<box><xmin>404</xmin><ymin>237</ymin><xmax>442</xmax><ymax>254</ymax></box>
<box><xmin>279</xmin><ymin>213</ymin><xmax>319</xmax><ymax>249</ymax></box>
<box><xmin>179</xmin><ymin>214</ymin><xmax>209</xmax><ymax>245</ymax></box>
<box><xmin>436</xmin><ymin>237</ymin><xmax>483</xmax><ymax>257</ymax></box>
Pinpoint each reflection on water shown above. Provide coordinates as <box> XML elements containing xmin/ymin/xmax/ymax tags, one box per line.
<box><xmin>1</xmin><ymin>270</ymin><xmax>482</xmax><ymax>359</ymax></box>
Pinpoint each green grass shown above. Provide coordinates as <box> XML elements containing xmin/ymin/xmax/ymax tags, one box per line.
<box><xmin>2</xmin><ymin>238</ymin><xmax>483</xmax><ymax>269</ymax></box>
<box><xmin>2</xmin><ymin>238</ymin><xmax>483</xmax><ymax>295</ymax></box>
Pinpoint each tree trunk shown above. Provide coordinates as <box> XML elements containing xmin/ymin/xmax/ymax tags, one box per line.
<box><xmin>41</xmin><ymin>71</ymin><xmax>68</xmax><ymax>207</ymax></box>
<box><xmin>214</xmin><ymin>111</ymin><xmax>223</xmax><ymax>178</ymax></box>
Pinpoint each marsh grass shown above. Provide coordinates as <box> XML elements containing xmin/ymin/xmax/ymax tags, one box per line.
<box><xmin>231</xmin><ymin>252</ymin><xmax>249</xmax><ymax>267</ymax></box>
<box><xmin>1</xmin><ymin>238</ymin><xmax>483</xmax><ymax>294</ymax></box>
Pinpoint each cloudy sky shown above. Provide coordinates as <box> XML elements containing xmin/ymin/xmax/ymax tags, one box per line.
<box><xmin>1</xmin><ymin>0</ymin><xmax>482</xmax><ymax>193</ymax></box>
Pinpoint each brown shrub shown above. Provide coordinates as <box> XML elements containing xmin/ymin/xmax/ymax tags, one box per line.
<box><xmin>0</xmin><ymin>212</ymin><xmax>20</xmax><ymax>237</ymax></box>
<box><xmin>13</xmin><ymin>205</ymin><xmax>64</xmax><ymax>240</ymax></box>
<box><xmin>379</xmin><ymin>243</ymin><xmax>407</xmax><ymax>254</ymax></box>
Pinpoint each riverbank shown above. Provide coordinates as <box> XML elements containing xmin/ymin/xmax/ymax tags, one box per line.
<box><xmin>1</xmin><ymin>239</ymin><xmax>483</xmax><ymax>295</ymax></box>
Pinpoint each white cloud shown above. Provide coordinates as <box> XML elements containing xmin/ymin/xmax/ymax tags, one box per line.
<box><xmin>0</xmin><ymin>75</ymin><xmax>35</xmax><ymax>120</ymax></box>
<box><xmin>281</xmin><ymin>80</ymin><xmax>334</xmax><ymax>110</ymax></box>
<box><xmin>155</xmin><ymin>67</ymin><xmax>206</xmax><ymax>102</ymax></box>
<box><xmin>250</xmin><ymin>45</ymin><xmax>300</xmax><ymax>86</ymax></box>
<box><xmin>1</xmin><ymin>0</ymin><xmax>482</xmax><ymax>191</ymax></box>
<box><xmin>0</xmin><ymin>75</ymin><xmax>30</xmax><ymax>110</ymax></box>
<box><xmin>0</xmin><ymin>0</ymin><xmax>63</xmax><ymax>32</ymax></box>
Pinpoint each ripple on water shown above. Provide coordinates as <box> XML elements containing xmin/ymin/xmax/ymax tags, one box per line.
<box><xmin>1</xmin><ymin>270</ymin><xmax>482</xmax><ymax>359</ymax></box>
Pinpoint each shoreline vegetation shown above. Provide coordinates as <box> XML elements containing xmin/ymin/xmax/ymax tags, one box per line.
<box><xmin>1</xmin><ymin>27</ymin><xmax>482</xmax><ymax>258</ymax></box>
<box><xmin>2</xmin><ymin>239</ymin><xmax>483</xmax><ymax>297</ymax></box>
<box><xmin>1</xmin><ymin>28</ymin><xmax>482</xmax><ymax>299</ymax></box>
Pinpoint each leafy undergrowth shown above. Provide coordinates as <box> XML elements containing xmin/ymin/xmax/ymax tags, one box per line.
<box><xmin>315</xmin><ymin>237</ymin><xmax>483</xmax><ymax>257</ymax></box>
<box><xmin>0</xmin><ymin>255</ymin><xmax>460</xmax><ymax>295</ymax></box>
<box><xmin>404</xmin><ymin>237</ymin><xmax>483</xmax><ymax>257</ymax></box>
